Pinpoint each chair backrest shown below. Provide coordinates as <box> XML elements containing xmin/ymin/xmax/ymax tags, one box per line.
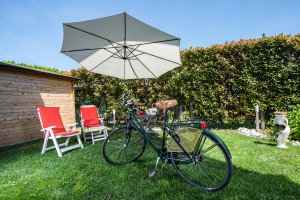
<box><xmin>37</xmin><ymin>106</ymin><xmax>66</xmax><ymax>134</ymax></box>
<box><xmin>80</xmin><ymin>105</ymin><xmax>100</xmax><ymax>127</ymax></box>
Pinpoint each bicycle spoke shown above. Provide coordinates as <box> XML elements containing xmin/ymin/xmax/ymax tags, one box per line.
<box><xmin>103</xmin><ymin>126</ymin><xmax>146</xmax><ymax>165</ymax></box>
<box><xmin>170</xmin><ymin>129</ymin><xmax>233</xmax><ymax>191</ymax></box>
<box><xmin>200</xmin><ymin>143</ymin><xmax>218</xmax><ymax>155</ymax></box>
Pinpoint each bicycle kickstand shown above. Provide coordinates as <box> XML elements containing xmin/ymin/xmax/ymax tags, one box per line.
<box><xmin>149</xmin><ymin>157</ymin><xmax>160</xmax><ymax>179</ymax></box>
<box><xmin>154</xmin><ymin>159</ymin><xmax>168</xmax><ymax>182</ymax></box>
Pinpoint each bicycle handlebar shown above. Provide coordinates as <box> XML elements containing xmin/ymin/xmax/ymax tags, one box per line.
<box><xmin>122</xmin><ymin>92</ymin><xmax>138</xmax><ymax>111</ymax></box>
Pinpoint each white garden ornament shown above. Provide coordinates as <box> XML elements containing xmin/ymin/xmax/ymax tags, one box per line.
<box><xmin>274</xmin><ymin>111</ymin><xmax>290</xmax><ymax>148</ymax></box>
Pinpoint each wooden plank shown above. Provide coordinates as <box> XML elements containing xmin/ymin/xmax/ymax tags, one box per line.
<box><xmin>0</xmin><ymin>69</ymin><xmax>75</xmax><ymax>147</ymax></box>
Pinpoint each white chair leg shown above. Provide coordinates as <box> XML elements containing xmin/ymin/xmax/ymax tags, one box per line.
<box><xmin>65</xmin><ymin>137</ymin><xmax>70</xmax><ymax>147</ymax></box>
<box><xmin>51</xmin><ymin>135</ymin><xmax>63</xmax><ymax>157</ymax></box>
<box><xmin>104</xmin><ymin>128</ymin><xmax>108</xmax><ymax>138</ymax></box>
<box><xmin>76</xmin><ymin>134</ymin><xmax>84</xmax><ymax>148</ymax></box>
<box><xmin>91</xmin><ymin>130</ymin><xmax>95</xmax><ymax>145</ymax></box>
<box><xmin>42</xmin><ymin>132</ymin><xmax>50</xmax><ymax>154</ymax></box>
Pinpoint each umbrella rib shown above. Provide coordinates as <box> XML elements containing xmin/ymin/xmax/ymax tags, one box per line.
<box><xmin>126</xmin><ymin>45</ymin><xmax>140</xmax><ymax>58</ymax></box>
<box><xmin>61</xmin><ymin>46</ymin><xmax>118</xmax><ymax>53</ymax></box>
<box><xmin>65</xmin><ymin>24</ymin><xmax>122</xmax><ymax>46</ymax></box>
<box><xmin>104</xmin><ymin>46</ymin><xmax>123</xmax><ymax>58</ymax></box>
<box><xmin>110</xmin><ymin>42</ymin><xmax>124</xmax><ymax>58</ymax></box>
<box><xmin>127</xmin><ymin>59</ymin><xmax>139</xmax><ymax>79</ymax></box>
<box><xmin>127</xmin><ymin>38</ymin><xmax>180</xmax><ymax>47</ymax></box>
<box><xmin>126</xmin><ymin>50</ymin><xmax>157</xmax><ymax>78</ymax></box>
<box><xmin>133</xmin><ymin>49</ymin><xmax>181</xmax><ymax>65</ymax></box>
<box><xmin>62</xmin><ymin>46</ymin><xmax>123</xmax><ymax>58</ymax></box>
<box><xmin>90</xmin><ymin>55</ymin><xmax>114</xmax><ymax>72</ymax></box>
<box><xmin>90</xmin><ymin>48</ymin><xmax>123</xmax><ymax>72</ymax></box>
<box><xmin>128</xmin><ymin>53</ymin><xmax>143</xmax><ymax>59</ymax></box>
<box><xmin>64</xmin><ymin>25</ymin><xmax>123</xmax><ymax>57</ymax></box>
<box><xmin>61</xmin><ymin>47</ymin><xmax>104</xmax><ymax>53</ymax></box>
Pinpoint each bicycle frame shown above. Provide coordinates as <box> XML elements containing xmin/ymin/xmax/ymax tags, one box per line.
<box><xmin>103</xmin><ymin>94</ymin><xmax>233</xmax><ymax>191</ymax></box>
<box><xmin>126</xmin><ymin>108</ymin><xmax>198</xmax><ymax>162</ymax></box>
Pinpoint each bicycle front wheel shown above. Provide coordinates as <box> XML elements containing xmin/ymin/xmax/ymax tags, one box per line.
<box><xmin>102</xmin><ymin>126</ymin><xmax>146</xmax><ymax>165</ymax></box>
<box><xmin>170</xmin><ymin>130</ymin><xmax>233</xmax><ymax>191</ymax></box>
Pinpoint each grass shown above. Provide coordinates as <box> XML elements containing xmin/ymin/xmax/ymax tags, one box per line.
<box><xmin>0</xmin><ymin>130</ymin><xmax>299</xmax><ymax>199</ymax></box>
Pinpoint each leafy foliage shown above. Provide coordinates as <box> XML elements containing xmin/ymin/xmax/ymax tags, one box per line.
<box><xmin>4</xmin><ymin>34</ymin><xmax>300</xmax><ymax>130</ymax></box>
<box><xmin>70</xmin><ymin>68</ymin><xmax>153</xmax><ymax>122</ymax></box>
<box><xmin>2</xmin><ymin>60</ymin><xmax>69</xmax><ymax>75</ymax></box>
<box><xmin>161</xmin><ymin>34</ymin><xmax>300</xmax><ymax>124</ymax></box>
<box><xmin>71</xmin><ymin>34</ymin><xmax>300</xmax><ymax>127</ymax></box>
<box><xmin>287</xmin><ymin>105</ymin><xmax>300</xmax><ymax>140</ymax></box>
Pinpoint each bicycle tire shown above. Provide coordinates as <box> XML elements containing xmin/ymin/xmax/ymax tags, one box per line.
<box><xmin>170</xmin><ymin>130</ymin><xmax>233</xmax><ymax>191</ymax></box>
<box><xmin>102</xmin><ymin>126</ymin><xmax>147</xmax><ymax>165</ymax></box>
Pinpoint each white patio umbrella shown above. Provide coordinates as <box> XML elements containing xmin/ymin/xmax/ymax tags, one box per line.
<box><xmin>61</xmin><ymin>12</ymin><xmax>181</xmax><ymax>79</ymax></box>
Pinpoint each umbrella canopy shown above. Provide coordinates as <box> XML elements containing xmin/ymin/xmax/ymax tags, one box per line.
<box><xmin>61</xmin><ymin>12</ymin><xmax>181</xmax><ymax>79</ymax></box>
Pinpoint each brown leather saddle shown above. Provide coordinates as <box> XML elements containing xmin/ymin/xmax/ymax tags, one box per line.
<box><xmin>156</xmin><ymin>100</ymin><xmax>178</xmax><ymax>110</ymax></box>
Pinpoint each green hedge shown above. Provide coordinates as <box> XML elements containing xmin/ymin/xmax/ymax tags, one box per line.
<box><xmin>161</xmin><ymin>34</ymin><xmax>300</xmax><ymax>124</ymax></box>
<box><xmin>5</xmin><ymin>33</ymin><xmax>300</xmax><ymax>139</ymax></box>
<box><xmin>71</xmin><ymin>34</ymin><xmax>300</xmax><ymax>139</ymax></box>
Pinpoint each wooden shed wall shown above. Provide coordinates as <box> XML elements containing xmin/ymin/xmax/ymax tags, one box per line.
<box><xmin>0</xmin><ymin>67</ymin><xmax>76</xmax><ymax>147</ymax></box>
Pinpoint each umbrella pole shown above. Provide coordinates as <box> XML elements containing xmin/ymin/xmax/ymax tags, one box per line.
<box><xmin>145</xmin><ymin>78</ymin><xmax>149</xmax><ymax>108</ymax></box>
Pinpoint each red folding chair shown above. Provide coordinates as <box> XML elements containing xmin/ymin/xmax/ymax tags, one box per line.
<box><xmin>37</xmin><ymin>106</ymin><xmax>84</xmax><ymax>157</ymax></box>
<box><xmin>80</xmin><ymin>105</ymin><xmax>108</xmax><ymax>144</ymax></box>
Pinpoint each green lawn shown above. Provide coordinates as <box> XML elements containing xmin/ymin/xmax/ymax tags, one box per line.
<box><xmin>0</xmin><ymin>130</ymin><xmax>299</xmax><ymax>199</ymax></box>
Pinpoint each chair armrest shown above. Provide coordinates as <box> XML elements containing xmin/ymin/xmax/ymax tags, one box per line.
<box><xmin>99</xmin><ymin>118</ymin><xmax>104</xmax><ymax>124</ymax></box>
<box><xmin>65</xmin><ymin>123</ymin><xmax>77</xmax><ymax>127</ymax></box>
<box><xmin>65</xmin><ymin>123</ymin><xmax>77</xmax><ymax>131</ymax></box>
<box><xmin>65</xmin><ymin>123</ymin><xmax>77</xmax><ymax>128</ymax></box>
<box><xmin>41</xmin><ymin>126</ymin><xmax>56</xmax><ymax>132</ymax></box>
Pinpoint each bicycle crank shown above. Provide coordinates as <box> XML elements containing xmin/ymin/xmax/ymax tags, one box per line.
<box><xmin>194</xmin><ymin>154</ymin><xmax>203</xmax><ymax>163</ymax></box>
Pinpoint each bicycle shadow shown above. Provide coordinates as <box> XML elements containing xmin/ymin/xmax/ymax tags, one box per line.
<box><xmin>143</xmin><ymin>163</ymin><xmax>299</xmax><ymax>199</ymax></box>
<box><xmin>175</xmin><ymin>166</ymin><xmax>298</xmax><ymax>199</ymax></box>
<box><xmin>134</xmin><ymin>149</ymin><xmax>299</xmax><ymax>199</ymax></box>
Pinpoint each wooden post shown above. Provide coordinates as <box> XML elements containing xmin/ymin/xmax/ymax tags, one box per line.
<box><xmin>189</xmin><ymin>103</ymin><xmax>194</xmax><ymax>120</ymax></box>
<box><xmin>255</xmin><ymin>105</ymin><xmax>260</xmax><ymax>132</ymax></box>
<box><xmin>113</xmin><ymin>109</ymin><xmax>116</xmax><ymax>129</ymax></box>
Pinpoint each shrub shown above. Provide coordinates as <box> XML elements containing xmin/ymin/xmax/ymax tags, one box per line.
<box><xmin>287</xmin><ymin>105</ymin><xmax>300</xmax><ymax>141</ymax></box>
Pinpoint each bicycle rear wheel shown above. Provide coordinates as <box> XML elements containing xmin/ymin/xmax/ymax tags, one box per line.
<box><xmin>102</xmin><ymin>126</ymin><xmax>146</xmax><ymax>165</ymax></box>
<box><xmin>170</xmin><ymin>130</ymin><xmax>233</xmax><ymax>191</ymax></box>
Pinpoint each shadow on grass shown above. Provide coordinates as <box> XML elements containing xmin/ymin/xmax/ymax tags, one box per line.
<box><xmin>254</xmin><ymin>141</ymin><xmax>277</xmax><ymax>146</ymax></box>
<box><xmin>0</xmin><ymin>139</ymin><xmax>299</xmax><ymax>199</ymax></box>
<box><xmin>133</xmin><ymin>156</ymin><xmax>300</xmax><ymax>199</ymax></box>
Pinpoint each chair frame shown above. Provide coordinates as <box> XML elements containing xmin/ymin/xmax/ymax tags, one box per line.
<box><xmin>37</xmin><ymin>107</ymin><xmax>84</xmax><ymax>157</ymax></box>
<box><xmin>80</xmin><ymin>105</ymin><xmax>108</xmax><ymax>144</ymax></box>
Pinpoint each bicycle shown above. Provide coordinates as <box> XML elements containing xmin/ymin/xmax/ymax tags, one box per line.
<box><xmin>102</xmin><ymin>92</ymin><xmax>233</xmax><ymax>192</ymax></box>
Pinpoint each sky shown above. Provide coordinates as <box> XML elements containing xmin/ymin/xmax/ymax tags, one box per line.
<box><xmin>1</xmin><ymin>0</ymin><xmax>300</xmax><ymax>71</ymax></box>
